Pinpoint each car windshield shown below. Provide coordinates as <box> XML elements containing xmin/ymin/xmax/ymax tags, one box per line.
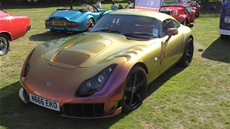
<box><xmin>91</xmin><ymin>14</ymin><xmax>161</xmax><ymax>38</ymax></box>
<box><xmin>62</xmin><ymin>4</ymin><xmax>97</xmax><ymax>12</ymax></box>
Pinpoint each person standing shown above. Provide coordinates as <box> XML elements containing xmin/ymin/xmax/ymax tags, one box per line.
<box><xmin>125</xmin><ymin>1</ymin><xmax>133</xmax><ymax>8</ymax></box>
<box><xmin>111</xmin><ymin>1</ymin><xmax>118</xmax><ymax>10</ymax></box>
<box><xmin>118</xmin><ymin>4</ymin><xmax>123</xmax><ymax>9</ymax></box>
<box><xmin>96</xmin><ymin>0</ymin><xmax>102</xmax><ymax>8</ymax></box>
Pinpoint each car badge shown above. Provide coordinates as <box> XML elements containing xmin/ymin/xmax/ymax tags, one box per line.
<box><xmin>44</xmin><ymin>82</ymin><xmax>52</xmax><ymax>87</ymax></box>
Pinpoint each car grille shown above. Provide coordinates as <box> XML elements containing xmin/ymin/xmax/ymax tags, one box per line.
<box><xmin>63</xmin><ymin>103</ymin><xmax>104</xmax><ymax>117</ymax></box>
<box><xmin>160</xmin><ymin>10</ymin><xmax>171</xmax><ymax>15</ymax></box>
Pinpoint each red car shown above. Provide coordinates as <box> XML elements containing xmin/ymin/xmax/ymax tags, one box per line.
<box><xmin>0</xmin><ymin>11</ymin><xmax>31</xmax><ymax>55</ymax></box>
<box><xmin>189</xmin><ymin>0</ymin><xmax>201</xmax><ymax>18</ymax></box>
<box><xmin>160</xmin><ymin>0</ymin><xmax>196</xmax><ymax>27</ymax></box>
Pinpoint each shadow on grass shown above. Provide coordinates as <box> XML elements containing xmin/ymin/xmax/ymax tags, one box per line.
<box><xmin>29</xmin><ymin>31</ymin><xmax>84</xmax><ymax>41</ymax></box>
<box><xmin>202</xmin><ymin>37</ymin><xmax>230</xmax><ymax>63</ymax></box>
<box><xmin>0</xmin><ymin>65</ymin><xmax>185</xmax><ymax>129</ymax></box>
<box><xmin>146</xmin><ymin>65</ymin><xmax>185</xmax><ymax>97</ymax></box>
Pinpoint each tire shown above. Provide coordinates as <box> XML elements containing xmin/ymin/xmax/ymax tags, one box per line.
<box><xmin>0</xmin><ymin>34</ymin><xmax>10</xmax><ymax>56</ymax></box>
<box><xmin>178</xmin><ymin>38</ymin><xmax>194</xmax><ymax>67</ymax></box>
<box><xmin>220</xmin><ymin>35</ymin><xmax>229</xmax><ymax>40</ymax></box>
<box><xmin>50</xmin><ymin>29</ymin><xmax>56</xmax><ymax>32</ymax></box>
<box><xmin>182</xmin><ymin>20</ymin><xmax>187</xmax><ymax>26</ymax></box>
<box><xmin>119</xmin><ymin>65</ymin><xmax>147</xmax><ymax>113</ymax></box>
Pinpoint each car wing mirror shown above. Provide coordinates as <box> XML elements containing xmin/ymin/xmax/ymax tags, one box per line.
<box><xmin>166</xmin><ymin>28</ymin><xmax>178</xmax><ymax>42</ymax></box>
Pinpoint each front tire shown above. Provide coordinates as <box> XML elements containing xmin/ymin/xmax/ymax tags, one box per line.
<box><xmin>119</xmin><ymin>65</ymin><xmax>147</xmax><ymax>113</ymax></box>
<box><xmin>0</xmin><ymin>34</ymin><xmax>10</xmax><ymax>56</ymax></box>
<box><xmin>220</xmin><ymin>34</ymin><xmax>229</xmax><ymax>40</ymax></box>
<box><xmin>178</xmin><ymin>38</ymin><xmax>194</xmax><ymax>67</ymax></box>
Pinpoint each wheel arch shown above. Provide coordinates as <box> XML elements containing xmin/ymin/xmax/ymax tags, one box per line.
<box><xmin>0</xmin><ymin>32</ymin><xmax>12</xmax><ymax>41</ymax></box>
<box><xmin>133</xmin><ymin>62</ymin><xmax>148</xmax><ymax>74</ymax></box>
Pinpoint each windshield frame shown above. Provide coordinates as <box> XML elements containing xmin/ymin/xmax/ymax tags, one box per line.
<box><xmin>90</xmin><ymin>14</ymin><xmax>162</xmax><ymax>39</ymax></box>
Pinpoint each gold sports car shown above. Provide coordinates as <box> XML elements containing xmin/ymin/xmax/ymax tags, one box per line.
<box><xmin>19</xmin><ymin>9</ymin><xmax>194</xmax><ymax>118</ymax></box>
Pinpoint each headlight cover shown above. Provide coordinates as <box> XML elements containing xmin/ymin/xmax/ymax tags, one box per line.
<box><xmin>224</xmin><ymin>16</ymin><xmax>230</xmax><ymax>24</ymax></box>
<box><xmin>75</xmin><ymin>64</ymin><xmax>117</xmax><ymax>97</ymax></box>
<box><xmin>21</xmin><ymin>49</ymin><xmax>34</xmax><ymax>82</ymax></box>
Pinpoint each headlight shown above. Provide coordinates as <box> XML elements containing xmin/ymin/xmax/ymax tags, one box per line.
<box><xmin>75</xmin><ymin>64</ymin><xmax>117</xmax><ymax>97</ymax></box>
<box><xmin>172</xmin><ymin>10</ymin><xmax>178</xmax><ymax>16</ymax></box>
<box><xmin>224</xmin><ymin>16</ymin><xmax>230</xmax><ymax>24</ymax></box>
<box><xmin>21</xmin><ymin>49</ymin><xmax>34</xmax><ymax>82</ymax></box>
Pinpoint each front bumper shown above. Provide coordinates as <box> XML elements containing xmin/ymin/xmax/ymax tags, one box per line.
<box><xmin>219</xmin><ymin>29</ymin><xmax>230</xmax><ymax>36</ymax></box>
<box><xmin>18</xmin><ymin>87</ymin><xmax>122</xmax><ymax>118</ymax></box>
<box><xmin>46</xmin><ymin>26</ymin><xmax>86</xmax><ymax>32</ymax></box>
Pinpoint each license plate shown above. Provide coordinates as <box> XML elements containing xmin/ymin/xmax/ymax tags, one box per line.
<box><xmin>29</xmin><ymin>94</ymin><xmax>60</xmax><ymax>111</ymax></box>
<box><xmin>52</xmin><ymin>21</ymin><xmax>66</xmax><ymax>26</ymax></box>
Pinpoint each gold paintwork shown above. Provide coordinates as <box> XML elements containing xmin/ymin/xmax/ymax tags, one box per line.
<box><xmin>19</xmin><ymin>9</ymin><xmax>193</xmax><ymax>118</ymax></box>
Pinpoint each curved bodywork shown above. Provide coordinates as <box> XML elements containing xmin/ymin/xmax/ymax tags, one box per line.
<box><xmin>19</xmin><ymin>9</ymin><xmax>193</xmax><ymax>118</ymax></box>
<box><xmin>219</xmin><ymin>0</ymin><xmax>230</xmax><ymax>39</ymax></box>
<box><xmin>160</xmin><ymin>0</ymin><xmax>195</xmax><ymax>27</ymax></box>
<box><xmin>0</xmin><ymin>11</ymin><xmax>31</xmax><ymax>55</ymax></box>
<box><xmin>45</xmin><ymin>4</ymin><xmax>112</xmax><ymax>32</ymax></box>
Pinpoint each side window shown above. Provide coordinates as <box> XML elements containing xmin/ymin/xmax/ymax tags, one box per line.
<box><xmin>162</xmin><ymin>19</ymin><xmax>179</xmax><ymax>36</ymax></box>
<box><xmin>171</xmin><ymin>20</ymin><xmax>180</xmax><ymax>28</ymax></box>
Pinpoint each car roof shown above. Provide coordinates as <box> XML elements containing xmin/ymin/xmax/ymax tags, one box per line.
<box><xmin>108</xmin><ymin>9</ymin><xmax>174</xmax><ymax>21</ymax></box>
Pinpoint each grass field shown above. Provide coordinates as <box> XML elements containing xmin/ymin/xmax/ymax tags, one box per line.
<box><xmin>0</xmin><ymin>5</ymin><xmax>230</xmax><ymax>129</ymax></box>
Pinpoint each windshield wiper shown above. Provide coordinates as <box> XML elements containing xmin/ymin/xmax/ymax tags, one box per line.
<box><xmin>93</xmin><ymin>29</ymin><xmax>121</xmax><ymax>34</ymax></box>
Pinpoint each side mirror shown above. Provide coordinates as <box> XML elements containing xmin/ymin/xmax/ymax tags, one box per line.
<box><xmin>166</xmin><ymin>28</ymin><xmax>178</xmax><ymax>42</ymax></box>
<box><xmin>167</xmin><ymin>28</ymin><xmax>178</xmax><ymax>36</ymax></box>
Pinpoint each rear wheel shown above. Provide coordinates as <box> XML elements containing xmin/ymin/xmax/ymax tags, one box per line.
<box><xmin>119</xmin><ymin>65</ymin><xmax>147</xmax><ymax>113</ymax></box>
<box><xmin>178</xmin><ymin>38</ymin><xmax>194</xmax><ymax>67</ymax></box>
<box><xmin>182</xmin><ymin>19</ymin><xmax>188</xmax><ymax>26</ymax></box>
<box><xmin>0</xmin><ymin>34</ymin><xmax>10</xmax><ymax>56</ymax></box>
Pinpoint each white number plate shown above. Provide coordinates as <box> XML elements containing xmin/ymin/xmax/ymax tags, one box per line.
<box><xmin>29</xmin><ymin>94</ymin><xmax>60</xmax><ymax>111</ymax></box>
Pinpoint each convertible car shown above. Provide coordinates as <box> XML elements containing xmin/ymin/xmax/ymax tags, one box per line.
<box><xmin>19</xmin><ymin>9</ymin><xmax>194</xmax><ymax>118</ymax></box>
<box><xmin>45</xmin><ymin>4</ymin><xmax>112</xmax><ymax>33</ymax></box>
<box><xmin>0</xmin><ymin>11</ymin><xmax>31</xmax><ymax>55</ymax></box>
<box><xmin>160</xmin><ymin>0</ymin><xmax>196</xmax><ymax>26</ymax></box>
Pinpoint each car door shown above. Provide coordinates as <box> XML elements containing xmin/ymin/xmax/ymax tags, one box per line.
<box><xmin>160</xmin><ymin>19</ymin><xmax>184</xmax><ymax>74</ymax></box>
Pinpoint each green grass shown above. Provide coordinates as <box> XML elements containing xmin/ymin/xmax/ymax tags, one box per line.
<box><xmin>0</xmin><ymin>5</ymin><xmax>230</xmax><ymax>129</ymax></box>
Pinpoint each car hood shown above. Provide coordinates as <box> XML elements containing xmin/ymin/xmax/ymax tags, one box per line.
<box><xmin>25</xmin><ymin>32</ymin><xmax>155</xmax><ymax>99</ymax></box>
<box><xmin>36</xmin><ymin>32</ymin><xmax>151</xmax><ymax>69</ymax></box>
<box><xmin>48</xmin><ymin>10</ymin><xmax>83</xmax><ymax>20</ymax></box>
<box><xmin>160</xmin><ymin>6</ymin><xmax>185</xmax><ymax>11</ymax></box>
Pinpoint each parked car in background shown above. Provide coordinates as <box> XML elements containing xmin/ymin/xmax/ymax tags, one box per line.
<box><xmin>45</xmin><ymin>4</ymin><xmax>112</xmax><ymax>33</ymax></box>
<box><xmin>188</xmin><ymin>0</ymin><xmax>201</xmax><ymax>17</ymax></box>
<box><xmin>19</xmin><ymin>9</ymin><xmax>194</xmax><ymax>118</ymax></box>
<box><xmin>219</xmin><ymin>0</ymin><xmax>230</xmax><ymax>39</ymax></box>
<box><xmin>160</xmin><ymin>0</ymin><xmax>196</xmax><ymax>27</ymax></box>
<box><xmin>0</xmin><ymin>11</ymin><xmax>31</xmax><ymax>56</ymax></box>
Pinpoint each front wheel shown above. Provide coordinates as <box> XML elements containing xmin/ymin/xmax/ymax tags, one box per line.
<box><xmin>119</xmin><ymin>65</ymin><xmax>147</xmax><ymax>113</ymax></box>
<box><xmin>178</xmin><ymin>38</ymin><xmax>194</xmax><ymax>67</ymax></box>
<box><xmin>220</xmin><ymin>34</ymin><xmax>229</xmax><ymax>40</ymax></box>
<box><xmin>0</xmin><ymin>34</ymin><xmax>10</xmax><ymax>56</ymax></box>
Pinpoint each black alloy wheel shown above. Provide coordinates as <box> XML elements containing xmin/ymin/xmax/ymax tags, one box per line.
<box><xmin>119</xmin><ymin>65</ymin><xmax>147</xmax><ymax>113</ymax></box>
<box><xmin>179</xmin><ymin>38</ymin><xmax>194</xmax><ymax>67</ymax></box>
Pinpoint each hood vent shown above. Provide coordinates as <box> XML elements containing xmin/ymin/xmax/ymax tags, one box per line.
<box><xmin>52</xmin><ymin>50</ymin><xmax>90</xmax><ymax>66</ymax></box>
